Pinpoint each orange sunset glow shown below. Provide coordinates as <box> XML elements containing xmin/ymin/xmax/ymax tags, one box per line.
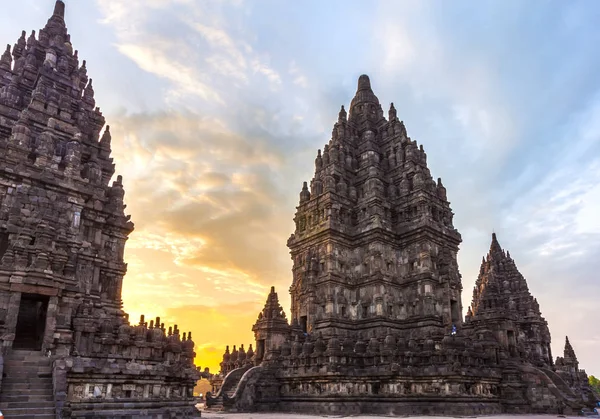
<box><xmin>108</xmin><ymin>112</ymin><xmax>300</xmax><ymax>372</ymax></box>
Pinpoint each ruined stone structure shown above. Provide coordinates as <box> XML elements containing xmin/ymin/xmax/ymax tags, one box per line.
<box><xmin>0</xmin><ymin>2</ymin><xmax>200</xmax><ymax>417</ymax></box>
<box><xmin>207</xmin><ymin>75</ymin><xmax>598</xmax><ymax>415</ymax></box>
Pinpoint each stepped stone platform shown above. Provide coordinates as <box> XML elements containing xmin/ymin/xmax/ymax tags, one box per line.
<box><xmin>0</xmin><ymin>350</ymin><xmax>55</xmax><ymax>419</ymax></box>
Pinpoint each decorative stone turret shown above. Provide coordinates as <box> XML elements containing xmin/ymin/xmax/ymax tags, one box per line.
<box><xmin>466</xmin><ymin>233</ymin><xmax>552</xmax><ymax>366</ymax></box>
<box><xmin>556</xmin><ymin>336</ymin><xmax>579</xmax><ymax>374</ymax></box>
<box><xmin>252</xmin><ymin>286</ymin><xmax>289</xmax><ymax>364</ymax></box>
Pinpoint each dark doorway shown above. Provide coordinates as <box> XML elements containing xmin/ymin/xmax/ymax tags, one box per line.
<box><xmin>450</xmin><ymin>300</ymin><xmax>460</xmax><ymax>324</ymax></box>
<box><xmin>256</xmin><ymin>339</ymin><xmax>265</xmax><ymax>362</ymax></box>
<box><xmin>300</xmin><ymin>315</ymin><xmax>308</xmax><ymax>333</ymax></box>
<box><xmin>507</xmin><ymin>330</ymin><xmax>517</xmax><ymax>356</ymax></box>
<box><xmin>14</xmin><ymin>293</ymin><xmax>49</xmax><ymax>350</ymax></box>
<box><xmin>0</xmin><ymin>232</ymin><xmax>9</xmax><ymax>259</ymax></box>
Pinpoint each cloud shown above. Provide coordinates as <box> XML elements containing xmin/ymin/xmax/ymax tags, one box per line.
<box><xmin>97</xmin><ymin>0</ymin><xmax>285</xmax><ymax>108</ymax></box>
<box><xmin>117</xmin><ymin>43</ymin><xmax>224</xmax><ymax>104</ymax></box>
<box><xmin>109</xmin><ymin>111</ymin><xmax>295</xmax><ymax>296</ymax></box>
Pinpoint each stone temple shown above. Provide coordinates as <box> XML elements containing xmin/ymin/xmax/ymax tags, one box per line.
<box><xmin>0</xmin><ymin>2</ymin><xmax>201</xmax><ymax>418</ymax></box>
<box><xmin>207</xmin><ymin>74</ymin><xmax>599</xmax><ymax>415</ymax></box>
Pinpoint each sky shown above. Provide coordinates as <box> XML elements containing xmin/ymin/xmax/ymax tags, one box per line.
<box><xmin>2</xmin><ymin>0</ymin><xmax>599</xmax><ymax>375</ymax></box>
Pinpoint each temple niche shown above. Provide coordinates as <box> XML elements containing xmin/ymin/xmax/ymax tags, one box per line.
<box><xmin>0</xmin><ymin>2</ymin><xmax>201</xmax><ymax>417</ymax></box>
<box><xmin>206</xmin><ymin>75</ymin><xmax>599</xmax><ymax>415</ymax></box>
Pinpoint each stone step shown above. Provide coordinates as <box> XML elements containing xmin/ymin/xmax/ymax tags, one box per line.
<box><xmin>1</xmin><ymin>376</ymin><xmax>53</xmax><ymax>384</ymax></box>
<box><xmin>0</xmin><ymin>388</ymin><xmax>53</xmax><ymax>397</ymax></box>
<box><xmin>4</xmin><ymin>361</ymin><xmax>52</xmax><ymax>367</ymax></box>
<box><xmin>0</xmin><ymin>400</ymin><xmax>55</xmax><ymax>409</ymax></box>
<box><xmin>4</xmin><ymin>359</ymin><xmax>52</xmax><ymax>366</ymax></box>
<box><xmin>0</xmin><ymin>383</ymin><xmax>53</xmax><ymax>392</ymax></box>
<box><xmin>0</xmin><ymin>406</ymin><xmax>55</xmax><ymax>415</ymax></box>
<box><xmin>6</xmin><ymin>352</ymin><xmax>48</xmax><ymax>360</ymax></box>
<box><xmin>4</xmin><ymin>363</ymin><xmax>52</xmax><ymax>370</ymax></box>
<box><xmin>2</xmin><ymin>411</ymin><xmax>56</xmax><ymax>419</ymax></box>
<box><xmin>204</xmin><ymin>406</ymin><xmax>225</xmax><ymax>412</ymax></box>
<box><xmin>3</xmin><ymin>370</ymin><xmax>53</xmax><ymax>378</ymax></box>
<box><xmin>1</xmin><ymin>416</ymin><xmax>54</xmax><ymax>419</ymax></box>
<box><xmin>0</xmin><ymin>393</ymin><xmax>54</xmax><ymax>402</ymax></box>
<box><xmin>4</xmin><ymin>360</ymin><xmax>51</xmax><ymax>366</ymax></box>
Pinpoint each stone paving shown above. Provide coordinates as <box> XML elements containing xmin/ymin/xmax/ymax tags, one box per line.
<box><xmin>200</xmin><ymin>414</ymin><xmax>586</xmax><ymax>419</ymax></box>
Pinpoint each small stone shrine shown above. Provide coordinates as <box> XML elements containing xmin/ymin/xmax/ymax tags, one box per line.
<box><xmin>0</xmin><ymin>2</ymin><xmax>200</xmax><ymax>417</ymax></box>
<box><xmin>207</xmin><ymin>75</ymin><xmax>599</xmax><ymax>415</ymax></box>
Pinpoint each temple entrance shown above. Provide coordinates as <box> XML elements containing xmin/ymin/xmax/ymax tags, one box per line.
<box><xmin>13</xmin><ymin>293</ymin><xmax>49</xmax><ymax>350</ymax></box>
<box><xmin>450</xmin><ymin>299</ymin><xmax>460</xmax><ymax>324</ymax></box>
<box><xmin>0</xmin><ymin>231</ymin><xmax>9</xmax><ymax>259</ymax></box>
<box><xmin>300</xmin><ymin>315</ymin><xmax>308</xmax><ymax>334</ymax></box>
<box><xmin>256</xmin><ymin>339</ymin><xmax>265</xmax><ymax>362</ymax></box>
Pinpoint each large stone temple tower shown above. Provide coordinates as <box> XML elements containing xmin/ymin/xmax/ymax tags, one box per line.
<box><xmin>210</xmin><ymin>75</ymin><xmax>599</xmax><ymax>416</ymax></box>
<box><xmin>288</xmin><ymin>75</ymin><xmax>463</xmax><ymax>339</ymax></box>
<box><xmin>0</xmin><ymin>2</ymin><xmax>200</xmax><ymax>417</ymax></box>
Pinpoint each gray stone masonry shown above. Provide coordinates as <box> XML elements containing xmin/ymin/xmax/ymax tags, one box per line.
<box><xmin>0</xmin><ymin>1</ymin><xmax>201</xmax><ymax>417</ymax></box>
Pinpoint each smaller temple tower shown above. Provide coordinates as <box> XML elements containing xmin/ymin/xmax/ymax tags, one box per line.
<box><xmin>466</xmin><ymin>233</ymin><xmax>552</xmax><ymax>366</ymax></box>
<box><xmin>252</xmin><ymin>287</ymin><xmax>290</xmax><ymax>364</ymax></box>
<box><xmin>555</xmin><ymin>336</ymin><xmax>598</xmax><ymax>404</ymax></box>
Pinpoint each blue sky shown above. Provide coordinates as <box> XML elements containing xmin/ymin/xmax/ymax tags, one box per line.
<box><xmin>2</xmin><ymin>0</ymin><xmax>599</xmax><ymax>373</ymax></box>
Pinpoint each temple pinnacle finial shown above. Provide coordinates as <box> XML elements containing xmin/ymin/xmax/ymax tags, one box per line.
<box><xmin>489</xmin><ymin>232</ymin><xmax>504</xmax><ymax>257</ymax></box>
<box><xmin>358</xmin><ymin>74</ymin><xmax>371</xmax><ymax>91</ymax></box>
<box><xmin>54</xmin><ymin>1</ymin><xmax>66</xmax><ymax>18</ymax></box>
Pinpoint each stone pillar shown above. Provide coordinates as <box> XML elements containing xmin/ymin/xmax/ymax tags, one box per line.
<box><xmin>43</xmin><ymin>296</ymin><xmax>59</xmax><ymax>354</ymax></box>
<box><xmin>4</xmin><ymin>291</ymin><xmax>22</xmax><ymax>352</ymax></box>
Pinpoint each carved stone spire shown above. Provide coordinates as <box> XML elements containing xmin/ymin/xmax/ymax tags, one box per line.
<box><xmin>338</xmin><ymin>105</ymin><xmax>347</xmax><ymax>122</ymax></box>
<box><xmin>100</xmin><ymin>125</ymin><xmax>112</xmax><ymax>149</ymax></box>
<box><xmin>469</xmin><ymin>233</ymin><xmax>553</xmax><ymax>365</ymax></box>
<box><xmin>54</xmin><ymin>0</ymin><xmax>66</xmax><ymax>19</ymax></box>
<box><xmin>389</xmin><ymin>102</ymin><xmax>397</xmax><ymax>121</ymax></box>
<box><xmin>563</xmin><ymin>336</ymin><xmax>578</xmax><ymax>366</ymax></box>
<box><xmin>471</xmin><ymin>233</ymin><xmax>531</xmax><ymax>316</ymax></box>
<box><xmin>258</xmin><ymin>286</ymin><xmax>287</xmax><ymax>322</ymax></box>
<box><xmin>252</xmin><ymin>286</ymin><xmax>290</xmax><ymax>364</ymax></box>
<box><xmin>0</xmin><ymin>44</ymin><xmax>12</xmax><ymax>70</ymax></box>
<box><xmin>348</xmin><ymin>74</ymin><xmax>384</xmax><ymax>123</ymax></box>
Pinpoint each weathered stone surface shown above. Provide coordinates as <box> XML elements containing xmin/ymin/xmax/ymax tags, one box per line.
<box><xmin>0</xmin><ymin>2</ymin><xmax>201</xmax><ymax>417</ymax></box>
<box><xmin>209</xmin><ymin>75</ymin><xmax>599</xmax><ymax>416</ymax></box>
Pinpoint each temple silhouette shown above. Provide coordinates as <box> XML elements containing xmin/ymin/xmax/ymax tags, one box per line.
<box><xmin>0</xmin><ymin>2</ymin><xmax>201</xmax><ymax>417</ymax></box>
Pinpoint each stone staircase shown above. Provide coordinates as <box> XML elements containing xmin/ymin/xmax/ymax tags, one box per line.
<box><xmin>0</xmin><ymin>349</ymin><xmax>55</xmax><ymax>418</ymax></box>
<box><xmin>205</xmin><ymin>367</ymin><xmax>249</xmax><ymax>412</ymax></box>
<box><xmin>204</xmin><ymin>386</ymin><xmax>237</xmax><ymax>412</ymax></box>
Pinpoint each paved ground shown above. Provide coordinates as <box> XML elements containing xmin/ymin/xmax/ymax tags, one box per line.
<box><xmin>200</xmin><ymin>414</ymin><xmax>584</xmax><ymax>419</ymax></box>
